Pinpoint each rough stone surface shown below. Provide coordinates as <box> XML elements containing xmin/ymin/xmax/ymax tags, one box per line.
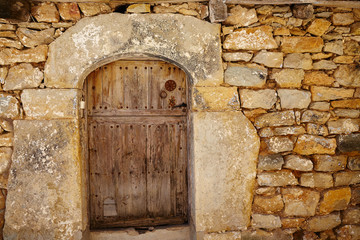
<box><xmin>324</xmin><ymin>41</ymin><xmax>343</xmax><ymax>55</ymax></box>
<box><xmin>255</xmin><ymin>110</ymin><xmax>295</xmax><ymax>128</ymax></box>
<box><xmin>342</xmin><ymin>208</ymin><xmax>360</xmax><ymax>224</ymax></box>
<box><xmin>309</xmin><ymin>102</ymin><xmax>330</xmax><ymax>111</ymax></box>
<box><xmin>255</xmin><ymin>187</ymin><xmax>276</xmax><ymax>196</ymax></box>
<box><xmin>283</xmin><ymin>155</ymin><xmax>313</xmax><ymax>171</ymax></box>
<box><xmin>77</xmin><ymin>3</ymin><xmax>111</xmax><ymax>16</ymax></box>
<box><xmin>344</xmin><ymin>40</ymin><xmax>360</xmax><ymax>56</ymax></box>
<box><xmin>293</xmin><ymin>4</ymin><xmax>314</xmax><ymax>19</ymax></box>
<box><xmin>337</xmin><ymin>225</ymin><xmax>360</xmax><ymax>240</ymax></box>
<box><xmin>313</xmin><ymin>155</ymin><xmax>347</xmax><ymax>172</ymax></box>
<box><xmin>332</xmin><ymin>13</ymin><xmax>354</xmax><ymax>26</ymax></box>
<box><xmin>300</xmin><ymin>172</ymin><xmax>333</xmax><ymax>188</ymax></box>
<box><xmin>305</xmin><ymin>213</ymin><xmax>341</xmax><ymax>232</ymax></box>
<box><xmin>333</xmin><ymin>55</ymin><xmax>354</xmax><ymax>64</ymax></box>
<box><xmin>348</xmin><ymin>156</ymin><xmax>360</xmax><ymax>170</ymax></box>
<box><xmin>31</xmin><ymin>3</ymin><xmax>60</xmax><ymax>23</ymax></box>
<box><xmin>301</xmin><ymin>110</ymin><xmax>331</xmax><ymax>124</ymax></box>
<box><xmin>331</xmin><ymin>99</ymin><xmax>360</xmax><ymax>109</ymax></box>
<box><xmin>334</xmin><ymin>65</ymin><xmax>360</xmax><ymax>87</ymax></box>
<box><xmin>307</xmin><ymin>19</ymin><xmax>331</xmax><ymax>36</ymax></box>
<box><xmin>265</xmin><ymin>136</ymin><xmax>294</xmax><ymax>153</ymax></box>
<box><xmin>223</xmin><ymin>26</ymin><xmax>278</xmax><ymax>50</ymax></box>
<box><xmin>45</xmin><ymin>14</ymin><xmax>223</xmax><ymax>88</ymax></box>
<box><xmin>334</xmin><ymin>109</ymin><xmax>360</xmax><ymax>118</ymax></box>
<box><xmin>16</xmin><ymin>28</ymin><xmax>55</xmax><ymax>48</ymax></box>
<box><xmin>258</xmin><ymin>154</ymin><xmax>284</xmax><ymax>171</ymax></box>
<box><xmin>225</xmin><ymin>66</ymin><xmax>267</xmax><ymax>87</ymax></box>
<box><xmin>4</xmin><ymin>120</ymin><xmax>83</xmax><ymax>240</ymax></box>
<box><xmin>337</xmin><ymin>133</ymin><xmax>360</xmax><ymax>152</ymax></box>
<box><xmin>351</xmin><ymin>22</ymin><xmax>360</xmax><ymax>35</ymax></box>
<box><xmin>0</xmin><ymin>38</ymin><xmax>22</xmax><ymax>49</ymax></box>
<box><xmin>0</xmin><ymin>119</ymin><xmax>13</xmax><ymax>132</ymax></box>
<box><xmin>351</xmin><ymin>187</ymin><xmax>360</xmax><ymax>205</ymax></box>
<box><xmin>4</xmin><ymin>63</ymin><xmax>43</xmax><ymax>91</ymax></box>
<box><xmin>204</xmin><ymin>232</ymin><xmax>241</xmax><ymax>240</ymax></box>
<box><xmin>282</xmin><ymin>187</ymin><xmax>320</xmax><ymax>217</ymax></box>
<box><xmin>328</xmin><ymin>119</ymin><xmax>359</xmax><ymax>134</ymax></box>
<box><xmin>252</xmin><ymin>51</ymin><xmax>283</xmax><ymax>68</ymax></box>
<box><xmin>241</xmin><ymin>229</ymin><xmax>292</xmax><ymax>240</ymax></box>
<box><xmin>311</xmin><ymin>52</ymin><xmax>333</xmax><ymax>60</ymax></box>
<box><xmin>193</xmin><ymin>111</ymin><xmax>259</xmax><ymax>232</ymax></box>
<box><xmin>127</xmin><ymin>4</ymin><xmax>151</xmax><ymax>13</ymax></box>
<box><xmin>0</xmin><ymin>67</ymin><xmax>8</xmax><ymax>84</ymax></box>
<box><xmin>240</xmin><ymin>89</ymin><xmax>276</xmax><ymax>109</ymax></box>
<box><xmin>281</xmin><ymin>218</ymin><xmax>305</xmax><ymax>229</ymax></box>
<box><xmin>222</xmin><ymin>52</ymin><xmax>252</xmax><ymax>62</ymax></box>
<box><xmin>0</xmin><ymin>45</ymin><xmax>48</xmax><ymax>65</ymax></box>
<box><xmin>224</xmin><ymin>5</ymin><xmax>258</xmax><ymax>27</ymax></box>
<box><xmin>0</xmin><ymin>147</ymin><xmax>12</xmax><ymax>174</ymax></box>
<box><xmin>311</xmin><ymin>86</ymin><xmax>354</xmax><ymax>101</ymax></box>
<box><xmin>0</xmin><ymin>94</ymin><xmax>20</xmax><ymax>119</ymax></box>
<box><xmin>251</xmin><ymin>214</ymin><xmax>281</xmax><ymax>229</ymax></box>
<box><xmin>312</xmin><ymin>60</ymin><xmax>337</xmax><ymax>70</ymax></box>
<box><xmin>272</xmin><ymin>126</ymin><xmax>306</xmax><ymax>136</ymax></box>
<box><xmin>283</xmin><ymin>53</ymin><xmax>313</xmax><ymax>70</ymax></box>
<box><xmin>273</xmin><ymin>69</ymin><xmax>304</xmax><ymax>88</ymax></box>
<box><xmin>57</xmin><ymin>3</ymin><xmax>81</xmax><ymax>21</ymax></box>
<box><xmin>334</xmin><ymin>172</ymin><xmax>360</xmax><ymax>186</ymax></box>
<box><xmin>193</xmin><ymin>87</ymin><xmax>240</xmax><ymax>111</ymax></box>
<box><xmin>319</xmin><ymin>187</ymin><xmax>351</xmax><ymax>214</ymax></box>
<box><xmin>278</xmin><ymin>89</ymin><xmax>311</xmax><ymax>109</ymax></box>
<box><xmin>281</xmin><ymin>37</ymin><xmax>324</xmax><ymax>53</ymax></box>
<box><xmin>0</xmin><ymin>133</ymin><xmax>13</xmax><ymax>147</ymax></box>
<box><xmin>21</xmin><ymin>89</ymin><xmax>81</xmax><ymax>119</ymax></box>
<box><xmin>257</xmin><ymin>170</ymin><xmax>298</xmax><ymax>187</ymax></box>
<box><xmin>293</xmin><ymin>134</ymin><xmax>336</xmax><ymax>155</ymax></box>
<box><xmin>253</xmin><ymin>195</ymin><xmax>284</xmax><ymax>214</ymax></box>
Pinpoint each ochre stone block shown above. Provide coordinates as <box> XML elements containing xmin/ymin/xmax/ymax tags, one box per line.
<box><xmin>0</xmin><ymin>45</ymin><xmax>48</xmax><ymax>65</ymax></box>
<box><xmin>319</xmin><ymin>187</ymin><xmax>351</xmax><ymax>214</ymax></box>
<box><xmin>304</xmin><ymin>71</ymin><xmax>334</xmax><ymax>86</ymax></box>
<box><xmin>57</xmin><ymin>3</ymin><xmax>81</xmax><ymax>21</ymax></box>
<box><xmin>281</xmin><ymin>37</ymin><xmax>324</xmax><ymax>53</ymax></box>
<box><xmin>253</xmin><ymin>195</ymin><xmax>284</xmax><ymax>214</ymax></box>
<box><xmin>331</xmin><ymin>99</ymin><xmax>360</xmax><ymax>109</ymax></box>
<box><xmin>293</xmin><ymin>134</ymin><xmax>336</xmax><ymax>155</ymax></box>
<box><xmin>282</xmin><ymin>187</ymin><xmax>320</xmax><ymax>217</ymax></box>
<box><xmin>192</xmin><ymin>87</ymin><xmax>240</xmax><ymax>111</ymax></box>
<box><xmin>31</xmin><ymin>3</ymin><xmax>60</xmax><ymax>23</ymax></box>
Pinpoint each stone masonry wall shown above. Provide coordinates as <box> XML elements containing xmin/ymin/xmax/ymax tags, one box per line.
<box><xmin>0</xmin><ymin>1</ymin><xmax>359</xmax><ymax>239</ymax></box>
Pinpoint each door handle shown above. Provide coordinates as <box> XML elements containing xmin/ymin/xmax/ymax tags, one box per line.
<box><xmin>172</xmin><ymin>103</ymin><xmax>187</xmax><ymax>109</ymax></box>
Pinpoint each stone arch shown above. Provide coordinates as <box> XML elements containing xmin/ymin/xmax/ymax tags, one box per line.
<box><xmin>4</xmin><ymin>13</ymin><xmax>260</xmax><ymax>240</ymax></box>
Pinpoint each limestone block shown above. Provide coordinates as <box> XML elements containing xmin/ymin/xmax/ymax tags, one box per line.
<box><xmin>324</xmin><ymin>41</ymin><xmax>343</xmax><ymax>55</ymax></box>
<box><xmin>334</xmin><ymin>171</ymin><xmax>360</xmax><ymax>186</ymax></box>
<box><xmin>4</xmin><ymin>120</ymin><xmax>83</xmax><ymax>239</ymax></box>
<box><xmin>311</xmin><ymin>52</ymin><xmax>333</xmax><ymax>60</ymax></box>
<box><xmin>0</xmin><ymin>45</ymin><xmax>48</xmax><ymax>65</ymax></box>
<box><xmin>78</xmin><ymin>3</ymin><xmax>111</xmax><ymax>16</ymax></box>
<box><xmin>337</xmin><ymin>225</ymin><xmax>360</xmax><ymax>240</ymax></box>
<box><xmin>272</xmin><ymin>126</ymin><xmax>306</xmax><ymax>136</ymax></box>
<box><xmin>282</xmin><ymin>187</ymin><xmax>320</xmax><ymax>217</ymax></box>
<box><xmin>281</xmin><ymin>37</ymin><xmax>324</xmax><ymax>53</ymax></box>
<box><xmin>222</xmin><ymin>52</ymin><xmax>252</xmax><ymax>62</ymax></box>
<box><xmin>192</xmin><ymin>87</ymin><xmax>239</xmax><ymax>111</ymax></box>
<box><xmin>264</xmin><ymin>136</ymin><xmax>294</xmax><ymax>153</ymax></box>
<box><xmin>283</xmin><ymin>53</ymin><xmax>313</xmax><ymax>70</ymax></box>
<box><xmin>328</xmin><ymin>119</ymin><xmax>360</xmax><ymax>134</ymax></box>
<box><xmin>348</xmin><ymin>156</ymin><xmax>360</xmax><ymax>170</ymax></box>
<box><xmin>204</xmin><ymin>232</ymin><xmax>241</xmax><ymax>240</ymax></box>
<box><xmin>281</xmin><ymin>218</ymin><xmax>305</xmax><ymax>229</ymax></box>
<box><xmin>332</xmin><ymin>13</ymin><xmax>354</xmax><ymax>26</ymax></box>
<box><xmin>127</xmin><ymin>4</ymin><xmax>151</xmax><ymax>13</ymax></box>
<box><xmin>45</xmin><ymin>14</ymin><xmax>223</xmax><ymax>88</ymax></box>
<box><xmin>0</xmin><ymin>67</ymin><xmax>8</xmax><ymax>84</ymax></box>
<box><xmin>273</xmin><ymin>69</ymin><xmax>304</xmax><ymax>88</ymax></box>
<box><xmin>0</xmin><ymin>133</ymin><xmax>13</xmax><ymax>147</ymax></box>
<box><xmin>311</xmin><ymin>86</ymin><xmax>354</xmax><ymax>101</ymax></box>
<box><xmin>331</xmin><ymin>99</ymin><xmax>360</xmax><ymax>109</ymax></box>
<box><xmin>192</xmin><ymin>111</ymin><xmax>259</xmax><ymax>232</ymax></box>
<box><xmin>16</xmin><ymin>27</ymin><xmax>55</xmax><ymax>48</ymax></box>
<box><xmin>0</xmin><ymin>147</ymin><xmax>12</xmax><ymax>174</ymax></box>
<box><xmin>292</xmin><ymin>4</ymin><xmax>313</xmax><ymax>19</ymax></box>
<box><xmin>278</xmin><ymin>89</ymin><xmax>311</xmax><ymax>109</ymax></box>
<box><xmin>0</xmin><ymin>24</ymin><xmax>15</xmax><ymax>31</ymax></box>
<box><xmin>258</xmin><ymin>154</ymin><xmax>284</xmax><ymax>171</ymax></box>
<box><xmin>257</xmin><ymin>170</ymin><xmax>298</xmax><ymax>187</ymax></box>
<box><xmin>304</xmin><ymin>71</ymin><xmax>334</xmax><ymax>86</ymax></box>
<box><xmin>254</xmin><ymin>110</ymin><xmax>295</xmax><ymax>128</ymax></box>
<box><xmin>334</xmin><ymin>109</ymin><xmax>360</xmax><ymax>118</ymax></box>
<box><xmin>251</xmin><ymin>214</ymin><xmax>281</xmax><ymax>229</ymax></box>
<box><xmin>351</xmin><ymin>22</ymin><xmax>360</xmax><ymax>35</ymax></box>
<box><xmin>319</xmin><ymin>187</ymin><xmax>351</xmax><ymax>214</ymax></box>
<box><xmin>0</xmin><ymin>94</ymin><xmax>19</xmax><ymax>119</ymax></box>
<box><xmin>57</xmin><ymin>3</ymin><xmax>81</xmax><ymax>21</ymax></box>
<box><xmin>305</xmin><ymin>213</ymin><xmax>341</xmax><ymax>232</ymax></box>
<box><xmin>342</xmin><ymin>207</ymin><xmax>360</xmax><ymax>224</ymax></box>
<box><xmin>225</xmin><ymin>66</ymin><xmax>267</xmax><ymax>87</ymax></box>
<box><xmin>333</xmin><ymin>56</ymin><xmax>354</xmax><ymax>64</ymax></box>
<box><xmin>224</xmin><ymin>5</ymin><xmax>258</xmax><ymax>27</ymax></box>
<box><xmin>293</xmin><ymin>134</ymin><xmax>336</xmax><ymax>155</ymax></box>
<box><xmin>337</xmin><ymin>133</ymin><xmax>360</xmax><ymax>152</ymax></box>
<box><xmin>274</xmin><ymin>27</ymin><xmax>290</xmax><ymax>36</ymax></box>
<box><xmin>307</xmin><ymin>19</ymin><xmax>331</xmax><ymax>36</ymax></box>
<box><xmin>283</xmin><ymin>155</ymin><xmax>313</xmax><ymax>171</ymax></box>
<box><xmin>301</xmin><ymin>110</ymin><xmax>331</xmax><ymax>124</ymax></box>
<box><xmin>312</xmin><ymin>60</ymin><xmax>337</xmax><ymax>70</ymax></box>
<box><xmin>344</xmin><ymin>40</ymin><xmax>360</xmax><ymax>55</ymax></box>
<box><xmin>21</xmin><ymin>89</ymin><xmax>80</xmax><ymax>119</ymax></box>
<box><xmin>3</xmin><ymin>63</ymin><xmax>43</xmax><ymax>91</ymax></box>
<box><xmin>253</xmin><ymin>195</ymin><xmax>284</xmax><ymax>214</ymax></box>
<box><xmin>300</xmin><ymin>172</ymin><xmax>333</xmax><ymax>188</ymax></box>
<box><xmin>252</xmin><ymin>51</ymin><xmax>283</xmax><ymax>68</ymax></box>
<box><xmin>0</xmin><ymin>38</ymin><xmax>22</xmax><ymax>49</ymax></box>
<box><xmin>313</xmin><ymin>155</ymin><xmax>347</xmax><ymax>172</ymax></box>
<box><xmin>309</xmin><ymin>102</ymin><xmax>330</xmax><ymax>111</ymax></box>
<box><xmin>31</xmin><ymin>3</ymin><xmax>60</xmax><ymax>23</ymax></box>
<box><xmin>223</xmin><ymin>26</ymin><xmax>278</xmax><ymax>50</ymax></box>
<box><xmin>239</xmin><ymin>89</ymin><xmax>276</xmax><ymax>109</ymax></box>
<box><xmin>334</xmin><ymin>65</ymin><xmax>360</xmax><ymax>87</ymax></box>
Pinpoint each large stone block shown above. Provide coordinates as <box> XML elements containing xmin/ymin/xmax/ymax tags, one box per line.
<box><xmin>300</xmin><ymin>172</ymin><xmax>333</xmax><ymax>188</ymax></box>
<box><xmin>328</xmin><ymin>119</ymin><xmax>360</xmax><ymax>134</ymax></box>
<box><xmin>21</xmin><ymin>89</ymin><xmax>81</xmax><ymax>119</ymax></box>
<box><xmin>45</xmin><ymin>14</ymin><xmax>223</xmax><ymax>88</ymax></box>
<box><xmin>293</xmin><ymin>134</ymin><xmax>336</xmax><ymax>155</ymax></box>
<box><xmin>281</xmin><ymin>37</ymin><xmax>324</xmax><ymax>53</ymax></box>
<box><xmin>225</xmin><ymin>66</ymin><xmax>267</xmax><ymax>87</ymax></box>
<box><xmin>4</xmin><ymin>120</ymin><xmax>83</xmax><ymax>239</ymax></box>
<box><xmin>31</xmin><ymin>2</ymin><xmax>60</xmax><ymax>23</ymax></box>
<box><xmin>192</xmin><ymin>87</ymin><xmax>240</xmax><ymax>111</ymax></box>
<box><xmin>319</xmin><ymin>187</ymin><xmax>351</xmax><ymax>214</ymax></box>
<box><xmin>307</xmin><ymin>19</ymin><xmax>331</xmax><ymax>36</ymax></box>
<box><xmin>204</xmin><ymin>231</ymin><xmax>241</xmax><ymax>240</ymax></box>
<box><xmin>239</xmin><ymin>89</ymin><xmax>276</xmax><ymax>109</ymax></box>
<box><xmin>3</xmin><ymin>63</ymin><xmax>43</xmax><ymax>91</ymax></box>
<box><xmin>311</xmin><ymin>86</ymin><xmax>354</xmax><ymax>101</ymax></box>
<box><xmin>277</xmin><ymin>89</ymin><xmax>311</xmax><ymax>109</ymax></box>
<box><xmin>192</xmin><ymin>111</ymin><xmax>259</xmax><ymax>232</ymax></box>
<box><xmin>283</xmin><ymin>53</ymin><xmax>313</xmax><ymax>70</ymax></box>
<box><xmin>0</xmin><ymin>45</ymin><xmax>48</xmax><ymax>65</ymax></box>
<box><xmin>282</xmin><ymin>187</ymin><xmax>320</xmax><ymax>217</ymax></box>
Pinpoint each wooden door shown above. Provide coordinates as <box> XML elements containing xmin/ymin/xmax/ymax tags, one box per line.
<box><xmin>86</xmin><ymin>60</ymin><xmax>188</xmax><ymax>229</ymax></box>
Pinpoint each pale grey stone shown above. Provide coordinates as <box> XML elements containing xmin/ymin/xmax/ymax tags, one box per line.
<box><xmin>4</xmin><ymin>63</ymin><xmax>43</xmax><ymax>91</ymax></box>
<box><xmin>257</xmin><ymin>171</ymin><xmax>298</xmax><ymax>186</ymax></box>
<box><xmin>313</xmin><ymin>60</ymin><xmax>337</xmax><ymax>70</ymax></box>
<box><xmin>277</xmin><ymin>89</ymin><xmax>311</xmax><ymax>109</ymax></box>
<box><xmin>305</xmin><ymin>213</ymin><xmax>341</xmax><ymax>232</ymax></box>
<box><xmin>300</xmin><ymin>172</ymin><xmax>333</xmax><ymax>188</ymax></box>
<box><xmin>258</xmin><ymin>154</ymin><xmax>284</xmax><ymax>170</ymax></box>
<box><xmin>252</xmin><ymin>51</ymin><xmax>283</xmax><ymax>68</ymax></box>
<box><xmin>251</xmin><ymin>214</ymin><xmax>281</xmax><ymax>229</ymax></box>
<box><xmin>239</xmin><ymin>89</ymin><xmax>276</xmax><ymax>109</ymax></box>
<box><xmin>224</xmin><ymin>5</ymin><xmax>258</xmax><ymax>27</ymax></box>
<box><xmin>327</xmin><ymin>119</ymin><xmax>360</xmax><ymax>134</ymax></box>
<box><xmin>282</xmin><ymin>187</ymin><xmax>320</xmax><ymax>217</ymax></box>
<box><xmin>225</xmin><ymin>66</ymin><xmax>267</xmax><ymax>87</ymax></box>
<box><xmin>301</xmin><ymin>110</ymin><xmax>331</xmax><ymax>124</ymax></box>
<box><xmin>284</xmin><ymin>155</ymin><xmax>313</xmax><ymax>171</ymax></box>
<box><xmin>283</xmin><ymin>53</ymin><xmax>313</xmax><ymax>70</ymax></box>
<box><xmin>0</xmin><ymin>94</ymin><xmax>20</xmax><ymax>119</ymax></box>
<box><xmin>255</xmin><ymin>110</ymin><xmax>295</xmax><ymax>128</ymax></box>
<box><xmin>309</xmin><ymin>102</ymin><xmax>330</xmax><ymax>111</ymax></box>
<box><xmin>265</xmin><ymin>136</ymin><xmax>294</xmax><ymax>153</ymax></box>
<box><xmin>324</xmin><ymin>40</ymin><xmax>343</xmax><ymax>55</ymax></box>
<box><xmin>222</xmin><ymin>52</ymin><xmax>253</xmax><ymax>62</ymax></box>
<box><xmin>273</xmin><ymin>69</ymin><xmax>304</xmax><ymax>88</ymax></box>
<box><xmin>334</xmin><ymin>109</ymin><xmax>360</xmax><ymax>118</ymax></box>
<box><xmin>306</xmin><ymin>123</ymin><xmax>329</xmax><ymax>136</ymax></box>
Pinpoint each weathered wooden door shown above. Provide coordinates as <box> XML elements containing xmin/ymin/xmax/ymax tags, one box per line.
<box><xmin>86</xmin><ymin>60</ymin><xmax>188</xmax><ymax>229</ymax></box>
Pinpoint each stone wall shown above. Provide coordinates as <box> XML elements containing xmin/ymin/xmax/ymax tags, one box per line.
<box><xmin>0</xmin><ymin>1</ymin><xmax>359</xmax><ymax>239</ymax></box>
